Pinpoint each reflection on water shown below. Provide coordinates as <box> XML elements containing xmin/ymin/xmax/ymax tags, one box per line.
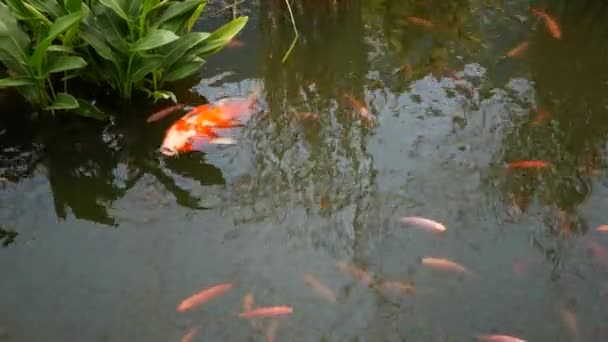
<box><xmin>2</xmin><ymin>0</ymin><xmax>608</xmax><ymax>340</ymax></box>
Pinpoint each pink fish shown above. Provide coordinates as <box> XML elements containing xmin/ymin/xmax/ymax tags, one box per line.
<box><xmin>422</xmin><ymin>257</ymin><xmax>472</xmax><ymax>275</ymax></box>
<box><xmin>239</xmin><ymin>306</ymin><xmax>293</xmax><ymax>318</ymax></box>
<box><xmin>146</xmin><ymin>103</ymin><xmax>184</xmax><ymax>123</ymax></box>
<box><xmin>596</xmin><ymin>225</ymin><xmax>608</xmax><ymax>232</ymax></box>
<box><xmin>303</xmin><ymin>273</ymin><xmax>337</xmax><ymax>303</ymax></box>
<box><xmin>265</xmin><ymin>319</ymin><xmax>280</xmax><ymax>342</ymax></box>
<box><xmin>477</xmin><ymin>335</ymin><xmax>527</xmax><ymax>342</ymax></box>
<box><xmin>177</xmin><ymin>283</ymin><xmax>233</xmax><ymax>312</ymax></box>
<box><xmin>400</xmin><ymin>216</ymin><xmax>446</xmax><ymax>233</ymax></box>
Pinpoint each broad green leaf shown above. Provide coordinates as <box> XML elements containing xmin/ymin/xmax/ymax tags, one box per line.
<box><xmin>142</xmin><ymin>0</ymin><xmax>160</xmax><ymax>17</ymax></box>
<box><xmin>186</xmin><ymin>3</ymin><xmax>206</xmax><ymax>32</ymax></box>
<box><xmin>127</xmin><ymin>0</ymin><xmax>142</xmax><ymax>19</ymax></box>
<box><xmin>74</xmin><ymin>99</ymin><xmax>107</xmax><ymax>120</ymax></box>
<box><xmin>190</xmin><ymin>16</ymin><xmax>247</xmax><ymax>57</ymax></box>
<box><xmin>130</xmin><ymin>55</ymin><xmax>163</xmax><ymax>82</ymax></box>
<box><xmin>131</xmin><ymin>29</ymin><xmax>179</xmax><ymax>51</ymax></box>
<box><xmin>98</xmin><ymin>0</ymin><xmax>129</xmax><ymax>21</ymax></box>
<box><xmin>2</xmin><ymin>0</ymin><xmax>32</xmax><ymax>20</ymax></box>
<box><xmin>152</xmin><ymin>90</ymin><xmax>176</xmax><ymax>103</ymax></box>
<box><xmin>0</xmin><ymin>76</ymin><xmax>36</xmax><ymax>87</ymax></box>
<box><xmin>28</xmin><ymin>0</ymin><xmax>63</xmax><ymax>18</ymax></box>
<box><xmin>79</xmin><ymin>27</ymin><xmax>116</xmax><ymax>61</ymax></box>
<box><xmin>0</xmin><ymin>3</ymin><xmax>31</xmax><ymax>51</ymax></box>
<box><xmin>45</xmin><ymin>56</ymin><xmax>87</xmax><ymax>75</ymax></box>
<box><xmin>31</xmin><ymin>11</ymin><xmax>86</xmax><ymax>72</ymax></box>
<box><xmin>47</xmin><ymin>45</ymin><xmax>76</xmax><ymax>54</ymax></box>
<box><xmin>164</xmin><ymin>58</ymin><xmax>204</xmax><ymax>82</ymax></box>
<box><xmin>64</xmin><ymin>0</ymin><xmax>83</xmax><ymax>13</ymax></box>
<box><xmin>162</xmin><ymin>32</ymin><xmax>209</xmax><ymax>68</ymax></box>
<box><xmin>154</xmin><ymin>0</ymin><xmax>204</xmax><ymax>28</ymax></box>
<box><xmin>47</xmin><ymin>92</ymin><xmax>79</xmax><ymax>110</ymax></box>
<box><xmin>22</xmin><ymin>2</ymin><xmax>54</xmax><ymax>25</ymax></box>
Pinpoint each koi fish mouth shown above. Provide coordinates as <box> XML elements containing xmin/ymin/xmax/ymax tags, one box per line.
<box><xmin>160</xmin><ymin>146</ymin><xmax>178</xmax><ymax>156</ymax></box>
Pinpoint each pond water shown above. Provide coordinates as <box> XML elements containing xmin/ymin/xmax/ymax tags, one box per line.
<box><xmin>2</xmin><ymin>0</ymin><xmax>608</xmax><ymax>341</ymax></box>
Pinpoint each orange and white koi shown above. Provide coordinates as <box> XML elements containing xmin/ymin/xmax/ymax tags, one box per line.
<box><xmin>239</xmin><ymin>306</ymin><xmax>293</xmax><ymax>318</ymax></box>
<box><xmin>400</xmin><ymin>216</ymin><xmax>447</xmax><ymax>233</ymax></box>
<box><xmin>177</xmin><ymin>283</ymin><xmax>233</xmax><ymax>312</ymax></box>
<box><xmin>530</xmin><ymin>7</ymin><xmax>562</xmax><ymax>39</ymax></box>
<box><xmin>506</xmin><ymin>160</ymin><xmax>551</xmax><ymax>169</ymax></box>
<box><xmin>265</xmin><ymin>319</ymin><xmax>280</xmax><ymax>342</ymax></box>
<box><xmin>506</xmin><ymin>41</ymin><xmax>529</xmax><ymax>58</ymax></box>
<box><xmin>405</xmin><ymin>16</ymin><xmax>434</xmax><ymax>29</ymax></box>
<box><xmin>422</xmin><ymin>257</ymin><xmax>472</xmax><ymax>275</ymax></box>
<box><xmin>477</xmin><ymin>334</ymin><xmax>527</xmax><ymax>342</ymax></box>
<box><xmin>160</xmin><ymin>91</ymin><xmax>259</xmax><ymax>156</ymax></box>
<box><xmin>146</xmin><ymin>103</ymin><xmax>184</xmax><ymax>123</ymax></box>
<box><xmin>344</xmin><ymin>94</ymin><xmax>376</xmax><ymax>124</ymax></box>
<box><xmin>530</xmin><ymin>108</ymin><xmax>550</xmax><ymax>126</ymax></box>
<box><xmin>181</xmin><ymin>327</ymin><xmax>200</xmax><ymax>342</ymax></box>
<box><xmin>303</xmin><ymin>273</ymin><xmax>337</xmax><ymax>304</ymax></box>
<box><xmin>335</xmin><ymin>261</ymin><xmax>374</xmax><ymax>285</ymax></box>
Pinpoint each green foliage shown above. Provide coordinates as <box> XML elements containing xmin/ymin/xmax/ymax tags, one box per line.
<box><xmin>0</xmin><ymin>0</ymin><xmax>248</xmax><ymax>118</ymax></box>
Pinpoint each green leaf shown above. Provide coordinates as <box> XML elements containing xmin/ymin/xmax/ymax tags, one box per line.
<box><xmin>152</xmin><ymin>90</ymin><xmax>177</xmax><ymax>103</ymax></box>
<box><xmin>45</xmin><ymin>56</ymin><xmax>87</xmax><ymax>75</ymax></box>
<box><xmin>155</xmin><ymin>0</ymin><xmax>204</xmax><ymax>28</ymax></box>
<box><xmin>0</xmin><ymin>3</ymin><xmax>31</xmax><ymax>51</ymax></box>
<box><xmin>98</xmin><ymin>0</ymin><xmax>129</xmax><ymax>21</ymax></box>
<box><xmin>31</xmin><ymin>11</ymin><xmax>86</xmax><ymax>72</ymax></box>
<box><xmin>186</xmin><ymin>3</ymin><xmax>206</xmax><ymax>32</ymax></box>
<box><xmin>47</xmin><ymin>92</ymin><xmax>79</xmax><ymax>110</ymax></box>
<box><xmin>47</xmin><ymin>45</ymin><xmax>76</xmax><ymax>54</ymax></box>
<box><xmin>190</xmin><ymin>16</ymin><xmax>247</xmax><ymax>57</ymax></box>
<box><xmin>73</xmin><ymin>99</ymin><xmax>107</xmax><ymax>120</ymax></box>
<box><xmin>0</xmin><ymin>76</ymin><xmax>36</xmax><ymax>87</ymax></box>
<box><xmin>28</xmin><ymin>0</ymin><xmax>63</xmax><ymax>18</ymax></box>
<box><xmin>162</xmin><ymin>31</ymin><xmax>209</xmax><ymax>68</ymax></box>
<box><xmin>131</xmin><ymin>29</ymin><xmax>179</xmax><ymax>51</ymax></box>
<box><xmin>64</xmin><ymin>0</ymin><xmax>83</xmax><ymax>13</ymax></box>
<box><xmin>164</xmin><ymin>58</ymin><xmax>204</xmax><ymax>82</ymax></box>
<box><xmin>130</xmin><ymin>55</ymin><xmax>163</xmax><ymax>82</ymax></box>
<box><xmin>78</xmin><ymin>27</ymin><xmax>116</xmax><ymax>61</ymax></box>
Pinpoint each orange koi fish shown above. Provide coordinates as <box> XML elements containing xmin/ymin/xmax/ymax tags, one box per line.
<box><xmin>238</xmin><ymin>306</ymin><xmax>293</xmax><ymax>318</ymax></box>
<box><xmin>160</xmin><ymin>91</ymin><xmax>259</xmax><ymax>156</ymax></box>
<box><xmin>559</xmin><ymin>306</ymin><xmax>579</xmax><ymax>340</ymax></box>
<box><xmin>177</xmin><ymin>283</ymin><xmax>233</xmax><ymax>312</ymax></box>
<box><xmin>303</xmin><ymin>273</ymin><xmax>337</xmax><ymax>304</ymax></box>
<box><xmin>530</xmin><ymin>108</ymin><xmax>550</xmax><ymax>126</ymax></box>
<box><xmin>181</xmin><ymin>327</ymin><xmax>200</xmax><ymax>342</ymax></box>
<box><xmin>146</xmin><ymin>103</ymin><xmax>184</xmax><ymax>123</ymax></box>
<box><xmin>265</xmin><ymin>319</ymin><xmax>280</xmax><ymax>342</ymax></box>
<box><xmin>344</xmin><ymin>94</ymin><xmax>376</xmax><ymax>124</ymax></box>
<box><xmin>506</xmin><ymin>160</ymin><xmax>551</xmax><ymax>169</ymax></box>
<box><xmin>530</xmin><ymin>7</ymin><xmax>562</xmax><ymax>39</ymax></box>
<box><xmin>335</xmin><ymin>261</ymin><xmax>374</xmax><ymax>285</ymax></box>
<box><xmin>379</xmin><ymin>280</ymin><xmax>416</xmax><ymax>295</ymax></box>
<box><xmin>477</xmin><ymin>334</ymin><xmax>527</xmax><ymax>342</ymax></box>
<box><xmin>406</xmin><ymin>16</ymin><xmax>434</xmax><ymax>29</ymax></box>
<box><xmin>597</xmin><ymin>225</ymin><xmax>608</xmax><ymax>232</ymax></box>
<box><xmin>421</xmin><ymin>257</ymin><xmax>472</xmax><ymax>275</ymax></box>
<box><xmin>506</xmin><ymin>41</ymin><xmax>529</xmax><ymax>58</ymax></box>
<box><xmin>400</xmin><ymin>216</ymin><xmax>447</xmax><ymax>233</ymax></box>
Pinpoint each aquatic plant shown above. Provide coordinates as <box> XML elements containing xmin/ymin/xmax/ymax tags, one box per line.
<box><xmin>0</xmin><ymin>0</ymin><xmax>247</xmax><ymax>118</ymax></box>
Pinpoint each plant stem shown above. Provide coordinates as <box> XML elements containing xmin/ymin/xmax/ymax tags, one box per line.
<box><xmin>125</xmin><ymin>54</ymin><xmax>135</xmax><ymax>98</ymax></box>
<box><xmin>281</xmin><ymin>0</ymin><xmax>299</xmax><ymax>64</ymax></box>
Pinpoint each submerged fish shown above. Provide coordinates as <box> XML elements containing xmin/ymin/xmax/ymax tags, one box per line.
<box><xmin>181</xmin><ymin>327</ymin><xmax>200</xmax><ymax>342</ymax></box>
<box><xmin>344</xmin><ymin>94</ymin><xmax>376</xmax><ymax>124</ymax></box>
<box><xmin>506</xmin><ymin>41</ymin><xmax>529</xmax><ymax>58</ymax></box>
<box><xmin>160</xmin><ymin>92</ymin><xmax>258</xmax><ymax>156</ymax></box>
<box><xmin>177</xmin><ymin>283</ymin><xmax>233</xmax><ymax>312</ymax></box>
<box><xmin>303</xmin><ymin>273</ymin><xmax>337</xmax><ymax>303</ymax></box>
<box><xmin>421</xmin><ymin>257</ymin><xmax>472</xmax><ymax>275</ymax></box>
<box><xmin>379</xmin><ymin>280</ymin><xmax>416</xmax><ymax>295</ymax></box>
<box><xmin>597</xmin><ymin>225</ymin><xmax>608</xmax><ymax>232</ymax></box>
<box><xmin>227</xmin><ymin>38</ymin><xmax>244</xmax><ymax>48</ymax></box>
<box><xmin>400</xmin><ymin>216</ymin><xmax>447</xmax><ymax>233</ymax></box>
<box><xmin>146</xmin><ymin>103</ymin><xmax>184</xmax><ymax>123</ymax></box>
<box><xmin>506</xmin><ymin>160</ymin><xmax>551</xmax><ymax>169</ymax></box>
<box><xmin>530</xmin><ymin>108</ymin><xmax>550</xmax><ymax>126</ymax></box>
<box><xmin>239</xmin><ymin>306</ymin><xmax>293</xmax><ymax>318</ymax></box>
<box><xmin>530</xmin><ymin>7</ymin><xmax>562</xmax><ymax>39</ymax></box>
<box><xmin>243</xmin><ymin>292</ymin><xmax>255</xmax><ymax>311</ymax></box>
<box><xmin>335</xmin><ymin>261</ymin><xmax>374</xmax><ymax>285</ymax></box>
<box><xmin>559</xmin><ymin>306</ymin><xmax>579</xmax><ymax>340</ymax></box>
<box><xmin>477</xmin><ymin>334</ymin><xmax>527</xmax><ymax>342</ymax></box>
<box><xmin>265</xmin><ymin>319</ymin><xmax>280</xmax><ymax>342</ymax></box>
<box><xmin>405</xmin><ymin>16</ymin><xmax>434</xmax><ymax>29</ymax></box>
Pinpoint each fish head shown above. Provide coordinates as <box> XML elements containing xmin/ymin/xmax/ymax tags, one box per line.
<box><xmin>160</xmin><ymin>125</ymin><xmax>197</xmax><ymax>156</ymax></box>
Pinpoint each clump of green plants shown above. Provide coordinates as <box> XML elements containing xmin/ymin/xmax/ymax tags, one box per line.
<box><xmin>0</xmin><ymin>0</ymin><xmax>247</xmax><ymax>118</ymax></box>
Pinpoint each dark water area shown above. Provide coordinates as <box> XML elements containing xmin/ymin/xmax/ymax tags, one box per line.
<box><xmin>2</xmin><ymin>0</ymin><xmax>608</xmax><ymax>341</ymax></box>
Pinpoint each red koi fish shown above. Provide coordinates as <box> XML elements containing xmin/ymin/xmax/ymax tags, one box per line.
<box><xmin>160</xmin><ymin>92</ymin><xmax>258</xmax><ymax>156</ymax></box>
<box><xmin>506</xmin><ymin>41</ymin><xmax>529</xmax><ymax>58</ymax></box>
<box><xmin>303</xmin><ymin>273</ymin><xmax>337</xmax><ymax>304</ymax></box>
<box><xmin>506</xmin><ymin>160</ymin><xmax>551</xmax><ymax>169</ymax></box>
<box><xmin>400</xmin><ymin>216</ymin><xmax>447</xmax><ymax>233</ymax></box>
<box><xmin>421</xmin><ymin>257</ymin><xmax>472</xmax><ymax>275</ymax></box>
<box><xmin>177</xmin><ymin>283</ymin><xmax>233</xmax><ymax>312</ymax></box>
<box><xmin>530</xmin><ymin>7</ymin><xmax>562</xmax><ymax>39</ymax></box>
<box><xmin>146</xmin><ymin>103</ymin><xmax>184</xmax><ymax>123</ymax></box>
<box><xmin>530</xmin><ymin>108</ymin><xmax>550</xmax><ymax>126</ymax></box>
<box><xmin>344</xmin><ymin>94</ymin><xmax>376</xmax><ymax>124</ymax></box>
<box><xmin>477</xmin><ymin>334</ymin><xmax>527</xmax><ymax>342</ymax></box>
<box><xmin>405</xmin><ymin>16</ymin><xmax>434</xmax><ymax>29</ymax></box>
<box><xmin>238</xmin><ymin>306</ymin><xmax>293</xmax><ymax>318</ymax></box>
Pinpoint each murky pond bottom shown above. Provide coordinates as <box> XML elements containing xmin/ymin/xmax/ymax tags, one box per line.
<box><xmin>3</xmin><ymin>1</ymin><xmax>608</xmax><ymax>341</ymax></box>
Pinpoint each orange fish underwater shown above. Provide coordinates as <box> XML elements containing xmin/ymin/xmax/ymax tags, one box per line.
<box><xmin>238</xmin><ymin>306</ymin><xmax>293</xmax><ymax>318</ymax></box>
<box><xmin>530</xmin><ymin>7</ymin><xmax>562</xmax><ymax>39</ymax></box>
<box><xmin>160</xmin><ymin>92</ymin><xmax>258</xmax><ymax>156</ymax></box>
<box><xmin>506</xmin><ymin>41</ymin><xmax>529</xmax><ymax>58</ymax></box>
<box><xmin>506</xmin><ymin>160</ymin><xmax>551</xmax><ymax>169</ymax></box>
<box><xmin>405</xmin><ymin>16</ymin><xmax>434</xmax><ymax>30</ymax></box>
<box><xmin>177</xmin><ymin>283</ymin><xmax>233</xmax><ymax>312</ymax></box>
